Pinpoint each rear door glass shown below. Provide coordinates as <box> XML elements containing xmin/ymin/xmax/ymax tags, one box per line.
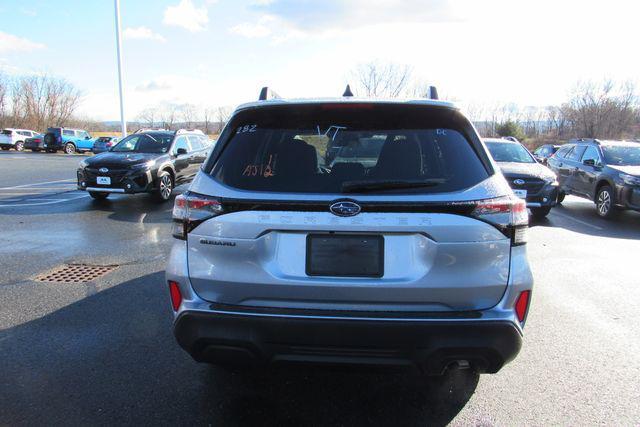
<box><xmin>567</xmin><ymin>146</ymin><xmax>586</xmax><ymax>162</ymax></box>
<box><xmin>210</xmin><ymin>104</ymin><xmax>489</xmax><ymax>194</ymax></box>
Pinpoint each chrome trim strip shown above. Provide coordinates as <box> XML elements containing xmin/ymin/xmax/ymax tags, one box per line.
<box><xmin>526</xmin><ymin>202</ymin><xmax>542</xmax><ymax>207</ymax></box>
<box><xmin>85</xmin><ymin>187</ymin><xmax>125</xmax><ymax>193</ymax></box>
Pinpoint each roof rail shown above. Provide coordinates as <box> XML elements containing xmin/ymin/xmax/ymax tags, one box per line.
<box><xmin>133</xmin><ymin>128</ymin><xmax>169</xmax><ymax>134</ymax></box>
<box><xmin>258</xmin><ymin>86</ymin><xmax>281</xmax><ymax>101</ymax></box>
<box><xmin>426</xmin><ymin>86</ymin><xmax>439</xmax><ymax>100</ymax></box>
<box><xmin>343</xmin><ymin>84</ymin><xmax>354</xmax><ymax>97</ymax></box>
<box><xmin>176</xmin><ymin>129</ymin><xmax>205</xmax><ymax>135</ymax></box>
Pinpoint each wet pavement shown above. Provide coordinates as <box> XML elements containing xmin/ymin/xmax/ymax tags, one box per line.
<box><xmin>0</xmin><ymin>150</ymin><xmax>639</xmax><ymax>425</ymax></box>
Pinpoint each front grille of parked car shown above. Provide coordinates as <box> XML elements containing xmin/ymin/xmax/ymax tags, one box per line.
<box><xmin>84</xmin><ymin>168</ymin><xmax>129</xmax><ymax>184</ymax></box>
<box><xmin>505</xmin><ymin>176</ymin><xmax>545</xmax><ymax>194</ymax></box>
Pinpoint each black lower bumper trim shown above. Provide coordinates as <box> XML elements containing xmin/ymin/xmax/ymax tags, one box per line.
<box><xmin>174</xmin><ymin>310</ymin><xmax>522</xmax><ymax>374</ymax></box>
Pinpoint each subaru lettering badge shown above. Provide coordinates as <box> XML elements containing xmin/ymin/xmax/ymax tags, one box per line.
<box><xmin>513</xmin><ymin>179</ymin><xmax>525</xmax><ymax>186</ymax></box>
<box><xmin>330</xmin><ymin>201</ymin><xmax>361</xmax><ymax>217</ymax></box>
<box><xmin>99</xmin><ymin>167</ymin><xmax>109</xmax><ymax>173</ymax></box>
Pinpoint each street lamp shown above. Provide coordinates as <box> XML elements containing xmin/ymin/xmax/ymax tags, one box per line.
<box><xmin>114</xmin><ymin>0</ymin><xmax>127</xmax><ymax>137</ymax></box>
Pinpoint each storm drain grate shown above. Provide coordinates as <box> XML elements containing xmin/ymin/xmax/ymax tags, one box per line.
<box><xmin>35</xmin><ymin>264</ymin><xmax>118</xmax><ymax>283</ymax></box>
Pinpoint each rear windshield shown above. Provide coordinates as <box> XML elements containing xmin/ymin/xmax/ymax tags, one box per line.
<box><xmin>209</xmin><ymin>104</ymin><xmax>490</xmax><ymax>194</ymax></box>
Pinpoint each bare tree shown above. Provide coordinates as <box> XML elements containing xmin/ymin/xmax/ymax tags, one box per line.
<box><xmin>351</xmin><ymin>61</ymin><xmax>413</xmax><ymax>98</ymax></box>
<box><xmin>216</xmin><ymin>106</ymin><xmax>232</xmax><ymax>133</ymax></box>
<box><xmin>138</xmin><ymin>107</ymin><xmax>157</xmax><ymax>128</ymax></box>
<box><xmin>180</xmin><ymin>103</ymin><xmax>198</xmax><ymax>129</ymax></box>
<box><xmin>159</xmin><ymin>103</ymin><xmax>178</xmax><ymax>130</ymax></box>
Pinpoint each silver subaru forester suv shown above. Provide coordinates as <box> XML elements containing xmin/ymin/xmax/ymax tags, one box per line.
<box><xmin>165</xmin><ymin>89</ymin><xmax>533</xmax><ymax>375</ymax></box>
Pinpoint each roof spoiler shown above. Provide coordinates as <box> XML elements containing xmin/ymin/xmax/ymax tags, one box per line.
<box><xmin>258</xmin><ymin>87</ymin><xmax>281</xmax><ymax>101</ymax></box>
<box><xmin>426</xmin><ymin>86</ymin><xmax>439</xmax><ymax>100</ymax></box>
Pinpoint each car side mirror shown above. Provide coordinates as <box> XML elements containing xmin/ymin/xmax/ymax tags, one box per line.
<box><xmin>583</xmin><ymin>158</ymin><xmax>596</xmax><ymax>166</ymax></box>
<box><xmin>176</xmin><ymin>148</ymin><xmax>188</xmax><ymax>156</ymax></box>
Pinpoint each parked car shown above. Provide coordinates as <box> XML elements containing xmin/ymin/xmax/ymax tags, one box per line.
<box><xmin>0</xmin><ymin>128</ymin><xmax>39</xmax><ymax>151</ymax></box>
<box><xmin>24</xmin><ymin>133</ymin><xmax>46</xmax><ymax>152</ymax></box>
<box><xmin>92</xmin><ymin>136</ymin><xmax>120</xmax><ymax>154</ymax></box>
<box><xmin>547</xmin><ymin>139</ymin><xmax>640</xmax><ymax>218</ymax></box>
<box><xmin>43</xmin><ymin>127</ymin><xmax>96</xmax><ymax>154</ymax></box>
<box><xmin>165</xmin><ymin>88</ymin><xmax>533</xmax><ymax>375</ymax></box>
<box><xmin>484</xmin><ymin>138</ymin><xmax>559</xmax><ymax>219</ymax></box>
<box><xmin>77</xmin><ymin>129</ymin><xmax>210</xmax><ymax>201</ymax></box>
<box><xmin>532</xmin><ymin>144</ymin><xmax>560</xmax><ymax>165</ymax></box>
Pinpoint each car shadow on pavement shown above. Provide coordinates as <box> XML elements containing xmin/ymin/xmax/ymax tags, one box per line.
<box><xmin>529</xmin><ymin>203</ymin><xmax>640</xmax><ymax>240</ymax></box>
<box><xmin>0</xmin><ymin>271</ymin><xmax>478</xmax><ymax>426</ymax></box>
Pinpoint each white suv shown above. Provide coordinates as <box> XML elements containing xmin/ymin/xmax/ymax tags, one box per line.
<box><xmin>165</xmin><ymin>88</ymin><xmax>534</xmax><ymax>375</ymax></box>
<box><xmin>0</xmin><ymin>128</ymin><xmax>39</xmax><ymax>151</ymax></box>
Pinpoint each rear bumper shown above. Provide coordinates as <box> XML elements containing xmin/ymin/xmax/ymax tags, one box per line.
<box><xmin>173</xmin><ymin>309</ymin><xmax>522</xmax><ymax>374</ymax></box>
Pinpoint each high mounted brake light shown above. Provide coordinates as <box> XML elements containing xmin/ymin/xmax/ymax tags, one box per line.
<box><xmin>470</xmin><ymin>196</ymin><xmax>528</xmax><ymax>246</ymax></box>
<box><xmin>172</xmin><ymin>192</ymin><xmax>224</xmax><ymax>239</ymax></box>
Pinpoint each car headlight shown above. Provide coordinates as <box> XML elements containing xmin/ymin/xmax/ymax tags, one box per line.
<box><xmin>620</xmin><ymin>173</ymin><xmax>640</xmax><ymax>186</ymax></box>
<box><xmin>132</xmin><ymin>160</ymin><xmax>156</xmax><ymax>170</ymax></box>
<box><xmin>544</xmin><ymin>176</ymin><xmax>559</xmax><ymax>186</ymax></box>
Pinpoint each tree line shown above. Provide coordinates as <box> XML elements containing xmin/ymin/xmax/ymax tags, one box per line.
<box><xmin>1</xmin><ymin>65</ymin><xmax>638</xmax><ymax>145</ymax></box>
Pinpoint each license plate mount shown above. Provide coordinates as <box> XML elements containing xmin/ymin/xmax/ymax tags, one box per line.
<box><xmin>513</xmin><ymin>189</ymin><xmax>527</xmax><ymax>199</ymax></box>
<box><xmin>306</xmin><ymin>234</ymin><xmax>384</xmax><ymax>278</ymax></box>
<box><xmin>97</xmin><ymin>176</ymin><xmax>111</xmax><ymax>185</ymax></box>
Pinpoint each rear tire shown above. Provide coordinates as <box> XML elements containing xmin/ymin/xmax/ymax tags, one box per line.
<box><xmin>154</xmin><ymin>171</ymin><xmax>174</xmax><ymax>202</ymax></box>
<box><xmin>32</xmin><ymin>149</ymin><xmax>41</xmax><ymax>152</ymax></box>
<box><xmin>89</xmin><ymin>191</ymin><xmax>109</xmax><ymax>200</ymax></box>
<box><xmin>556</xmin><ymin>191</ymin><xmax>565</xmax><ymax>204</ymax></box>
<box><xmin>14</xmin><ymin>141</ymin><xmax>24</xmax><ymax>151</ymax></box>
<box><xmin>64</xmin><ymin>142</ymin><xmax>76</xmax><ymax>154</ymax></box>
<box><xmin>530</xmin><ymin>206</ymin><xmax>551</xmax><ymax>219</ymax></box>
<box><xmin>595</xmin><ymin>185</ymin><xmax>617</xmax><ymax>219</ymax></box>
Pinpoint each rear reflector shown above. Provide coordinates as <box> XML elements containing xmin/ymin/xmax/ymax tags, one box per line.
<box><xmin>168</xmin><ymin>281</ymin><xmax>182</xmax><ymax>311</ymax></box>
<box><xmin>515</xmin><ymin>290</ymin><xmax>531</xmax><ymax>323</ymax></box>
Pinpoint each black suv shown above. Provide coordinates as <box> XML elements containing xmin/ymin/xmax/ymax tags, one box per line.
<box><xmin>547</xmin><ymin>139</ymin><xmax>640</xmax><ymax>218</ymax></box>
<box><xmin>484</xmin><ymin>138</ymin><xmax>559</xmax><ymax>218</ymax></box>
<box><xmin>77</xmin><ymin>130</ymin><xmax>211</xmax><ymax>201</ymax></box>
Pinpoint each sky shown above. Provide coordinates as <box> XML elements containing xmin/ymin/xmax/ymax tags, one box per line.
<box><xmin>1</xmin><ymin>0</ymin><xmax>639</xmax><ymax>121</ymax></box>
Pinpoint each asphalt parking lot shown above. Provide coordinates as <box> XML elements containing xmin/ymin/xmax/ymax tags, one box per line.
<box><xmin>1</xmin><ymin>150</ymin><xmax>639</xmax><ymax>426</ymax></box>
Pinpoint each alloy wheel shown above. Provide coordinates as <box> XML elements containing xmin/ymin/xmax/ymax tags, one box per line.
<box><xmin>160</xmin><ymin>175</ymin><xmax>172</xmax><ymax>199</ymax></box>
<box><xmin>15</xmin><ymin>141</ymin><xmax>24</xmax><ymax>151</ymax></box>
<box><xmin>597</xmin><ymin>190</ymin><xmax>611</xmax><ymax>216</ymax></box>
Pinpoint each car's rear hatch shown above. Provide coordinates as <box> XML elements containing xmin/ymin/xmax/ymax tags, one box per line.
<box><xmin>183</xmin><ymin>102</ymin><xmax>515</xmax><ymax>313</ymax></box>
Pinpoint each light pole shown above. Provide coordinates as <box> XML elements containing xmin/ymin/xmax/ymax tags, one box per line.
<box><xmin>114</xmin><ymin>0</ymin><xmax>127</xmax><ymax>137</ymax></box>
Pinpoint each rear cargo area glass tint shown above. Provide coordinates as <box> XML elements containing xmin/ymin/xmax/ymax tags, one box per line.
<box><xmin>210</xmin><ymin>104</ymin><xmax>489</xmax><ymax>194</ymax></box>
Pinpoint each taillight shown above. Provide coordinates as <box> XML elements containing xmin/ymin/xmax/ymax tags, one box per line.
<box><xmin>470</xmin><ymin>196</ymin><xmax>528</xmax><ymax>246</ymax></box>
<box><xmin>515</xmin><ymin>290</ymin><xmax>531</xmax><ymax>323</ymax></box>
<box><xmin>106</xmin><ymin>142</ymin><xmax>113</xmax><ymax>147</ymax></box>
<box><xmin>172</xmin><ymin>192</ymin><xmax>224</xmax><ymax>239</ymax></box>
<box><xmin>168</xmin><ymin>281</ymin><xmax>182</xmax><ymax>311</ymax></box>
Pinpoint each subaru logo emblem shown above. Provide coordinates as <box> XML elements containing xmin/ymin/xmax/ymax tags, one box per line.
<box><xmin>513</xmin><ymin>179</ymin><xmax>525</xmax><ymax>186</ymax></box>
<box><xmin>99</xmin><ymin>167</ymin><xmax>109</xmax><ymax>173</ymax></box>
<box><xmin>330</xmin><ymin>201</ymin><xmax>361</xmax><ymax>217</ymax></box>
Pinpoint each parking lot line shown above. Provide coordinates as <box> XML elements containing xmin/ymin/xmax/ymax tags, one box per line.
<box><xmin>0</xmin><ymin>194</ymin><xmax>89</xmax><ymax>207</ymax></box>
<box><xmin>552</xmin><ymin>211</ymin><xmax>604</xmax><ymax>231</ymax></box>
<box><xmin>0</xmin><ymin>179</ymin><xmax>76</xmax><ymax>190</ymax></box>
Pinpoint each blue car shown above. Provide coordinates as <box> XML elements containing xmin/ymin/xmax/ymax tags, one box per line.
<box><xmin>43</xmin><ymin>127</ymin><xmax>97</xmax><ymax>154</ymax></box>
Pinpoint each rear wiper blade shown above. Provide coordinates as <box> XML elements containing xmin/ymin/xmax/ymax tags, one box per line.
<box><xmin>341</xmin><ymin>179</ymin><xmax>447</xmax><ymax>193</ymax></box>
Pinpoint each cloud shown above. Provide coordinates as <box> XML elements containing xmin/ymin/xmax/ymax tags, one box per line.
<box><xmin>251</xmin><ymin>0</ymin><xmax>461</xmax><ymax>31</ymax></box>
<box><xmin>230</xmin><ymin>15</ymin><xmax>276</xmax><ymax>38</ymax></box>
<box><xmin>123</xmin><ymin>26</ymin><xmax>166</xmax><ymax>42</ymax></box>
<box><xmin>163</xmin><ymin>0</ymin><xmax>209</xmax><ymax>32</ymax></box>
<box><xmin>0</xmin><ymin>31</ymin><xmax>45</xmax><ymax>54</ymax></box>
<box><xmin>136</xmin><ymin>79</ymin><xmax>173</xmax><ymax>92</ymax></box>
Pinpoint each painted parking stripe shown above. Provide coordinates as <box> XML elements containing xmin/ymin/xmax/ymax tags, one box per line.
<box><xmin>552</xmin><ymin>211</ymin><xmax>604</xmax><ymax>231</ymax></box>
<box><xmin>0</xmin><ymin>179</ymin><xmax>76</xmax><ymax>190</ymax></box>
<box><xmin>0</xmin><ymin>194</ymin><xmax>89</xmax><ymax>207</ymax></box>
